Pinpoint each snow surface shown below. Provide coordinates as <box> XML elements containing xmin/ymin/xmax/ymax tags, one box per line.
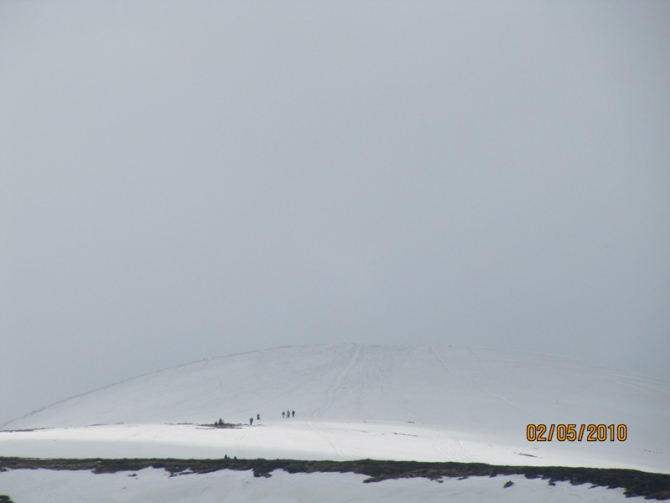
<box><xmin>0</xmin><ymin>468</ymin><xmax>643</xmax><ymax>503</ymax></box>
<box><xmin>1</xmin><ymin>344</ymin><xmax>668</xmax><ymax>501</ymax></box>
<box><xmin>0</xmin><ymin>419</ymin><xmax>665</xmax><ymax>474</ymax></box>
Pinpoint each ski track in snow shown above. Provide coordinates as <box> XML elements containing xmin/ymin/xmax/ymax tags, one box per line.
<box><xmin>307</xmin><ymin>420</ymin><xmax>348</xmax><ymax>460</ymax></box>
<box><xmin>467</xmin><ymin>346</ymin><xmax>492</xmax><ymax>381</ymax></box>
<box><xmin>419</xmin><ymin>423</ymin><xmax>456</xmax><ymax>462</ymax></box>
<box><xmin>457</xmin><ymin>438</ymin><xmax>474</xmax><ymax>463</ymax></box>
<box><xmin>429</xmin><ymin>345</ymin><xmax>532</xmax><ymax>417</ymax></box>
<box><xmin>314</xmin><ymin>344</ymin><xmax>363</xmax><ymax>419</ymax></box>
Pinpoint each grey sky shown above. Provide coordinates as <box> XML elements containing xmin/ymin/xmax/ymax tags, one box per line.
<box><xmin>1</xmin><ymin>0</ymin><xmax>669</xmax><ymax>426</ymax></box>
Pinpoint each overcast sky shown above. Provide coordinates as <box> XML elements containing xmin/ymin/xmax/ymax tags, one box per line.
<box><xmin>1</xmin><ymin>0</ymin><xmax>669</xmax><ymax>426</ymax></box>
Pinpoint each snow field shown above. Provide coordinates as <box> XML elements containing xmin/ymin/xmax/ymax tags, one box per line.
<box><xmin>0</xmin><ymin>419</ymin><xmax>666</xmax><ymax>475</ymax></box>
<box><xmin>1</xmin><ymin>344</ymin><xmax>668</xmax><ymax>502</ymax></box>
<box><xmin>0</xmin><ymin>468</ymin><xmax>643</xmax><ymax>503</ymax></box>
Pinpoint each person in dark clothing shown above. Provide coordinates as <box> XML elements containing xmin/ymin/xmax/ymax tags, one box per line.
<box><xmin>257</xmin><ymin>414</ymin><xmax>260</xmax><ymax>421</ymax></box>
<box><xmin>286</xmin><ymin>409</ymin><xmax>290</xmax><ymax>418</ymax></box>
<box><xmin>292</xmin><ymin>410</ymin><xmax>295</xmax><ymax>418</ymax></box>
<box><xmin>282</xmin><ymin>411</ymin><xmax>285</xmax><ymax>419</ymax></box>
<box><xmin>249</xmin><ymin>417</ymin><xmax>253</xmax><ymax>426</ymax></box>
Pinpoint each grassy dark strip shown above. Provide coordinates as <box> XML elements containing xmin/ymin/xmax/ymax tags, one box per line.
<box><xmin>1</xmin><ymin>457</ymin><xmax>669</xmax><ymax>500</ymax></box>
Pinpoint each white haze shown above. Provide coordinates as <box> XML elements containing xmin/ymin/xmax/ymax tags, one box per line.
<box><xmin>1</xmin><ymin>1</ymin><xmax>669</xmax><ymax>426</ymax></box>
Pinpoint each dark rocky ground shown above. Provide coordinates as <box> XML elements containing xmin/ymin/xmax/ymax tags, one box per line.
<box><xmin>1</xmin><ymin>457</ymin><xmax>669</xmax><ymax>500</ymax></box>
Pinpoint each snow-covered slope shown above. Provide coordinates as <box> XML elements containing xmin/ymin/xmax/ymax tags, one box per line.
<box><xmin>2</xmin><ymin>344</ymin><xmax>669</xmax><ymax>474</ymax></box>
<box><xmin>7</xmin><ymin>344</ymin><xmax>668</xmax><ymax>430</ymax></box>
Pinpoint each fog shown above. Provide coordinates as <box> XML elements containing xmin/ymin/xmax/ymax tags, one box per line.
<box><xmin>1</xmin><ymin>0</ymin><xmax>669</xmax><ymax>425</ymax></box>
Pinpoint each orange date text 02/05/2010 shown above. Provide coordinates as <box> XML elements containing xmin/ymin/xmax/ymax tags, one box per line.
<box><xmin>526</xmin><ymin>424</ymin><xmax>627</xmax><ymax>442</ymax></box>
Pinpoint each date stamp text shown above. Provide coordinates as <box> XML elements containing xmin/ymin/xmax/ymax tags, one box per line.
<box><xmin>526</xmin><ymin>424</ymin><xmax>627</xmax><ymax>442</ymax></box>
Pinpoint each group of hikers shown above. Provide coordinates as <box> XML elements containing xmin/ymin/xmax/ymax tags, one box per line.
<box><xmin>217</xmin><ymin>411</ymin><xmax>297</xmax><ymax>426</ymax></box>
<box><xmin>247</xmin><ymin>410</ymin><xmax>295</xmax><ymax>425</ymax></box>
